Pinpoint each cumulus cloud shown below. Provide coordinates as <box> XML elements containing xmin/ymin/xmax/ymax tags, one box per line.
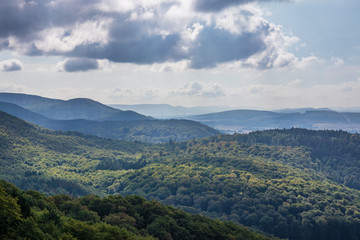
<box><xmin>0</xmin><ymin>59</ymin><xmax>23</xmax><ymax>72</ymax></box>
<box><xmin>57</xmin><ymin>58</ymin><xmax>113</xmax><ymax>72</ymax></box>
<box><xmin>0</xmin><ymin>0</ymin><xmax>302</xmax><ymax>70</ymax></box>
<box><xmin>57</xmin><ymin>58</ymin><xmax>99</xmax><ymax>72</ymax></box>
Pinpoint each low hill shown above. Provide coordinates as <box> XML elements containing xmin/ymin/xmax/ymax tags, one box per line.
<box><xmin>2</xmin><ymin>111</ymin><xmax>360</xmax><ymax>239</ymax></box>
<box><xmin>0</xmin><ymin>93</ymin><xmax>150</xmax><ymax>121</ymax></box>
<box><xmin>186</xmin><ymin>109</ymin><xmax>360</xmax><ymax>133</ymax></box>
<box><xmin>0</xmin><ymin>104</ymin><xmax>219</xmax><ymax>142</ymax></box>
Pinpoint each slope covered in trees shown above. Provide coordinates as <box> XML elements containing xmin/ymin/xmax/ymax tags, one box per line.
<box><xmin>226</xmin><ymin>129</ymin><xmax>360</xmax><ymax>190</ymax></box>
<box><xmin>1</xmin><ymin>180</ymin><xmax>270</xmax><ymax>240</ymax></box>
<box><xmin>2</xmin><ymin>111</ymin><xmax>360</xmax><ymax>239</ymax></box>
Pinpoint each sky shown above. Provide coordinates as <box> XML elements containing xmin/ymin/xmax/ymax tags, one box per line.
<box><xmin>0</xmin><ymin>0</ymin><xmax>359</xmax><ymax>110</ymax></box>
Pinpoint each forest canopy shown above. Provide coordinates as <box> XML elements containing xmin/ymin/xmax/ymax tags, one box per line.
<box><xmin>1</xmin><ymin>111</ymin><xmax>360</xmax><ymax>239</ymax></box>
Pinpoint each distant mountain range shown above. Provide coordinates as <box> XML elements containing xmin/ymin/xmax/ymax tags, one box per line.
<box><xmin>0</xmin><ymin>93</ymin><xmax>219</xmax><ymax>142</ymax></box>
<box><xmin>110</xmin><ymin>104</ymin><xmax>232</xmax><ymax>118</ymax></box>
<box><xmin>2</xmin><ymin>92</ymin><xmax>360</xmax><ymax>136</ymax></box>
<box><xmin>110</xmin><ymin>103</ymin><xmax>360</xmax><ymax>133</ymax></box>
<box><xmin>186</xmin><ymin>109</ymin><xmax>360</xmax><ymax>133</ymax></box>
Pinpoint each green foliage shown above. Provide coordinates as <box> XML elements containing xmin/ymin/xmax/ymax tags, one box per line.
<box><xmin>0</xmin><ymin>180</ymin><xmax>270</xmax><ymax>240</ymax></box>
<box><xmin>0</xmin><ymin>184</ymin><xmax>22</xmax><ymax>237</ymax></box>
<box><xmin>229</xmin><ymin>128</ymin><xmax>360</xmax><ymax>190</ymax></box>
<box><xmin>3</xmin><ymin>111</ymin><xmax>360</xmax><ymax>239</ymax></box>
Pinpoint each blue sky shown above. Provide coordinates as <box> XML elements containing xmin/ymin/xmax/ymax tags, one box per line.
<box><xmin>0</xmin><ymin>0</ymin><xmax>359</xmax><ymax>110</ymax></box>
<box><xmin>263</xmin><ymin>0</ymin><xmax>360</xmax><ymax>61</ymax></box>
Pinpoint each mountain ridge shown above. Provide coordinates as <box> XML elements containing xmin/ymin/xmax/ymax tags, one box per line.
<box><xmin>0</xmin><ymin>92</ymin><xmax>151</xmax><ymax>121</ymax></box>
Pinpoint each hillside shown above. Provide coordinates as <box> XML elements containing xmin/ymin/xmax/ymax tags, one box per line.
<box><xmin>46</xmin><ymin>118</ymin><xmax>220</xmax><ymax>143</ymax></box>
<box><xmin>0</xmin><ymin>93</ymin><xmax>150</xmax><ymax>121</ymax></box>
<box><xmin>0</xmin><ymin>180</ymin><xmax>270</xmax><ymax>240</ymax></box>
<box><xmin>228</xmin><ymin>128</ymin><xmax>360</xmax><ymax>190</ymax></box>
<box><xmin>186</xmin><ymin>109</ymin><xmax>360</xmax><ymax>133</ymax></box>
<box><xmin>2</xmin><ymin>111</ymin><xmax>360</xmax><ymax>239</ymax></box>
<box><xmin>0</xmin><ymin>101</ymin><xmax>51</xmax><ymax>125</ymax></box>
<box><xmin>0</xmin><ymin>103</ymin><xmax>219</xmax><ymax>142</ymax></box>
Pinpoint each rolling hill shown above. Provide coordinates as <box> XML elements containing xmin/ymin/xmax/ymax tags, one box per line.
<box><xmin>2</xmin><ymin>110</ymin><xmax>360</xmax><ymax>239</ymax></box>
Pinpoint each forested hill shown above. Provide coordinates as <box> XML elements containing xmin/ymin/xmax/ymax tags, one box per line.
<box><xmin>222</xmin><ymin>129</ymin><xmax>360</xmax><ymax>190</ymax></box>
<box><xmin>0</xmin><ymin>180</ymin><xmax>271</xmax><ymax>240</ymax></box>
<box><xmin>2</xmin><ymin>111</ymin><xmax>360</xmax><ymax>239</ymax></box>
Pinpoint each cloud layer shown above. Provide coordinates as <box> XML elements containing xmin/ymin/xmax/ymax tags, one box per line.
<box><xmin>0</xmin><ymin>0</ymin><xmax>300</xmax><ymax>70</ymax></box>
<box><xmin>194</xmin><ymin>0</ymin><xmax>291</xmax><ymax>12</ymax></box>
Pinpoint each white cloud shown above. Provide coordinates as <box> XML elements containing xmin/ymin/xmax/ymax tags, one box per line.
<box><xmin>175</xmin><ymin>82</ymin><xmax>226</xmax><ymax>98</ymax></box>
<box><xmin>34</xmin><ymin>19</ymin><xmax>112</xmax><ymax>54</ymax></box>
<box><xmin>330</xmin><ymin>57</ymin><xmax>344</xmax><ymax>66</ymax></box>
<box><xmin>149</xmin><ymin>60</ymin><xmax>190</xmax><ymax>72</ymax></box>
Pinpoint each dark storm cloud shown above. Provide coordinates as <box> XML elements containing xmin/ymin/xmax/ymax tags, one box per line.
<box><xmin>67</xmin><ymin>27</ymin><xmax>265</xmax><ymax>69</ymax></box>
<box><xmin>189</xmin><ymin>27</ymin><xmax>266</xmax><ymax>68</ymax></box>
<box><xmin>0</xmin><ymin>0</ymin><xmax>101</xmax><ymax>41</ymax></box>
<box><xmin>63</xmin><ymin>58</ymin><xmax>99</xmax><ymax>72</ymax></box>
<box><xmin>69</xmin><ymin>34</ymin><xmax>184</xmax><ymax>64</ymax></box>
<box><xmin>0</xmin><ymin>0</ymin><xmax>49</xmax><ymax>39</ymax></box>
<box><xmin>0</xmin><ymin>40</ymin><xmax>9</xmax><ymax>50</ymax></box>
<box><xmin>0</xmin><ymin>59</ymin><xmax>22</xmax><ymax>72</ymax></box>
<box><xmin>194</xmin><ymin>0</ymin><xmax>292</xmax><ymax>12</ymax></box>
<box><xmin>0</xmin><ymin>0</ymin><xmax>295</xmax><ymax>70</ymax></box>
